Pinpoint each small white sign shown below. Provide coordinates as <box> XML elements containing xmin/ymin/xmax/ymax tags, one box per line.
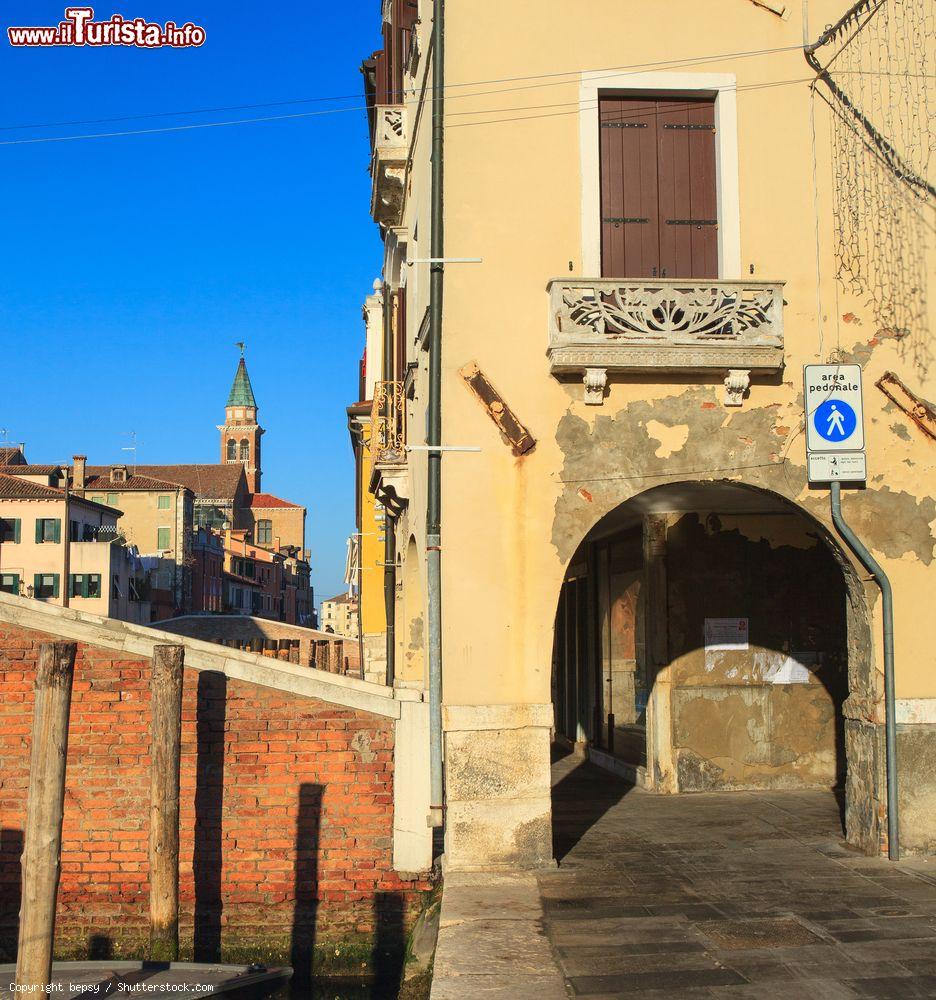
<box><xmin>804</xmin><ymin>364</ymin><xmax>865</xmax><ymax>453</ymax></box>
<box><xmin>704</xmin><ymin>617</ymin><xmax>749</xmax><ymax>651</ymax></box>
<box><xmin>808</xmin><ymin>452</ymin><xmax>867</xmax><ymax>482</ymax></box>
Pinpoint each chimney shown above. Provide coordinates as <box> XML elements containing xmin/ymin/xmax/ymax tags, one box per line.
<box><xmin>73</xmin><ymin>455</ymin><xmax>87</xmax><ymax>491</ymax></box>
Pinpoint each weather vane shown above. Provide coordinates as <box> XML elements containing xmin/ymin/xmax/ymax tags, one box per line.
<box><xmin>234</xmin><ymin>341</ymin><xmax>246</xmax><ymax>357</ymax></box>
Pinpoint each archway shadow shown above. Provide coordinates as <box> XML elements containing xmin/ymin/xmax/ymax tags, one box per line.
<box><xmin>551</xmin><ymin>754</ymin><xmax>635</xmax><ymax>862</ymax></box>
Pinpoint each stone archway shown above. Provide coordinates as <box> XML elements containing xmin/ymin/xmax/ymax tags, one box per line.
<box><xmin>550</xmin><ymin>480</ymin><xmax>882</xmax><ymax>854</ymax></box>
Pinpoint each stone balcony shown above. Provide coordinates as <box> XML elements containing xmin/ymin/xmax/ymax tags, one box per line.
<box><xmin>370</xmin><ymin>105</ymin><xmax>409</xmax><ymax>228</ymax></box>
<box><xmin>369</xmin><ymin>380</ymin><xmax>408</xmax><ymax>514</ymax></box>
<box><xmin>547</xmin><ymin>278</ymin><xmax>785</xmax><ymax>405</ymax></box>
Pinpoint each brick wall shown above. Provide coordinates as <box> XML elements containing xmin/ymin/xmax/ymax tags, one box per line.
<box><xmin>156</xmin><ymin>615</ymin><xmax>361</xmax><ymax>676</ymax></box>
<box><xmin>0</xmin><ymin>622</ymin><xmax>428</xmax><ymax>970</ymax></box>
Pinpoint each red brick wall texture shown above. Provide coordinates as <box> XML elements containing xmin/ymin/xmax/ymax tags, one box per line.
<box><xmin>0</xmin><ymin>623</ymin><xmax>429</xmax><ymax>966</ymax></box>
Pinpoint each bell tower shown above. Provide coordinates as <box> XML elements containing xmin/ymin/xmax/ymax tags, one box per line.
<box><xmin>219</xmin><ymin>348</ymin><xmax>263</xmax><ymax>492</ymax></box>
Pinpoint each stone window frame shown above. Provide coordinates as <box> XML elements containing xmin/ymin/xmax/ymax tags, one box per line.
<box><xmin>578</xmin><ymin>70</ymin><xmax>742</xmax><ymax>279</ymax></box>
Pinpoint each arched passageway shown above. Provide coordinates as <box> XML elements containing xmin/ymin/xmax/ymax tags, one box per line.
<box><xmin>551</xmin><ymin>481</ymin><xmax>874</xmax><ymax>845</ymax></box>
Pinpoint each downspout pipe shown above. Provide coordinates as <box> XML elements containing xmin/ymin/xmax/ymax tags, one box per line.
<box><xmin>426</xmin><ymin>0</ymin><xmax>445</xmax><ymax>829</ymax></box>
<box><xmin>830</xmin><ymin>482</ymin><xmax>899</xmax><ymax>860</ymax></box>
<box><xmin>382</xmin><ymin>284</ymin><xmax>396</xmax><ymax>688</ymax></box>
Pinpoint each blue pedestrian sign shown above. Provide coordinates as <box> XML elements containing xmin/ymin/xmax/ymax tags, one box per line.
<box><xmin>814</xmin><ymin>398</ymin><xmax>857</xmax><ymax>442</ymax></box>
<box><xmin>804</xmin><ymin>364</ymin><xmax>865</xmax><ymax>453</ymax></box>
<box><xmin>804</xmin><ymin>364</ymin><xmax>866</xmax><ymax>483</ymax></box>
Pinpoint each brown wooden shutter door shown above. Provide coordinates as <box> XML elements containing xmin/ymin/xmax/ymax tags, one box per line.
<box><xmin>656</xmin><ymin>100</ymin><xmax>718</xmax><ymax>279</ymax></box>
<box><xmin>599</xmin><ymin>98</ymin><xmax>660</xmax><ymax>279</ymax></box>
<box><xmin>599</xmin><ymin>96</ymin><xmax>717</xmax><ymax>279</ymax></box>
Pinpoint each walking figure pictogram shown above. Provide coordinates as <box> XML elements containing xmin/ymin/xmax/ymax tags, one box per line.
<box><xmin>826</xmin><ymin>404</ymin><xmax>846</xmax><ymax>438</ymax></box>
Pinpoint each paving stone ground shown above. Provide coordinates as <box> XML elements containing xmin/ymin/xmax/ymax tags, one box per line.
<box><xmin>541</xmin><ymin>752</ymin><xmax>936</xmax><ymax>998</ymax></box>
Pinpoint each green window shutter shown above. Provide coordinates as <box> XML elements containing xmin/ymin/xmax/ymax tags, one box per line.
<box><xmin>52</xmin><ymin>574</ymin><xmax>60</xmax><ymax>599</ymax></box>
<box><xmin>69</xmin><ymin>575</ymin><xmax>76</xmax><ymax>597</ymax></box>
<box><xmin>34</xmin><ymin>573</ymin><xmax>42</xmax><ymax>594</ymax></box>
<box><xmin>52</xmin><ymin>519</ymin><xmax>61</xmax><ymax>544</ymax></box>
<box><xmin>11</xmin><ymin>574</ymin><xmax>19</xmax><ymax>595</ymax></box>
<box><xmin>14</xmin><ymin>519</ymin><xmax>21</xmax><ymax>543</ymax></box>
<box><xmin>35</xmin><ymin>520</ymin><xmax>43</xmax><ymax>543</ymax></box>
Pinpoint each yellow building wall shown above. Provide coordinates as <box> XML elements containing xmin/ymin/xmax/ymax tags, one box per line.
<box><xmin>359</xmin><ymin>424</ymin><xmax>387</xmax><ymax>638</ymax></box>
<box><xmin>401</xmin><ymin>0</ymin><xmax>936</xmax><ymax>710</ymax></box>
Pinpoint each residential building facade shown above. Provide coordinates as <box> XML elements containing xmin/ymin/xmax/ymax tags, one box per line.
<box><xmin>75</xmin><ymin>457</ymin><xmax>193</xmax><ymax>621</ymax></box>
<box><xmin>191</xmin><ymin>526</ymin><xmax>224</xmax><ymax>613</ymax></box>
<box><xmin>0</xmin><ymin>472</ymin><xmax>148</xmax><ymax>623</ymax></box>
<box><xmin>320</xmin><ymin>592</ymin><xmax>360</xmax><ymax>639</ymax></box>
<box><xmin>356</xmin><ymin>0</ymin><xmax>936</xmax><ymax>870</ymax></box>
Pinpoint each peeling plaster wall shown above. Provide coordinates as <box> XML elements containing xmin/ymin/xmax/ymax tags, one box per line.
<box><xmin>665</xmin><ymin>514</ymin><xmax>847</xmax><ymax>791</ymax></box>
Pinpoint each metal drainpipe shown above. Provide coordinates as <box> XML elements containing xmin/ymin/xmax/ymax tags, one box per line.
<box><xmin>426</xmin><ymin>0</ymin><xmax>445</xmax><ymax>829</ymax></box>
<box><xmin>382</xmin><ymin>283</ymin><xmax>397</xmax><ymax>687</ymax></box>
<box><xmin>830</xmin><ymin>482</ymin><xmax>899</xmax><ymax>860</ymax></box>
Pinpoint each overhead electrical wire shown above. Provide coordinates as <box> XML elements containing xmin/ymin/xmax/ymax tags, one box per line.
<box><xmin>0</xmin><ymin>42</ymin><xmax>811</xmax><ymax>146</ymax></box>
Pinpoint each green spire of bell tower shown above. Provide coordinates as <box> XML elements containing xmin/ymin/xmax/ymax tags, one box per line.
<box><xmin>227</xmin><ymin>356</ymin><xmax>257</xmax><ymax>408</ymax></box>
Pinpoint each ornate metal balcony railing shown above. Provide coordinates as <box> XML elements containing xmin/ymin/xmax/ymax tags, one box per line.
<box><xmin>370</xmin><ymin>106</ymin><xmax>409</xmax><ymax>228</ymax></box>
<box><xmin>371</xmin><ymin>380</ymin><xmax>406</xmax><ymax>466</ymax></box>
<box><xmin>547</xmin><ymin>278</ymin><xmax>785</xmax><ymax>404</ymax></box>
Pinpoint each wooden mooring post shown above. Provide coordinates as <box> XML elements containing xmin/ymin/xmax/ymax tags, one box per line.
<box><xmin>16</xmin><ymin>641</ymin><xmax>77</xmax><ymax>990</ymax></box>
<box><xmin>149</xmin><ymin>644</ymin><xmax>185</xmax><ymax>962</ymax></box>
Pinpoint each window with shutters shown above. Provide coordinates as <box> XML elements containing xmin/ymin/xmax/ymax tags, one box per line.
<box><xmin>0</xmin><ymin>573</ymin><xmax>19</xmax><ymax>594</ymax></box>
<box><xmin>0</xmin><ymin>518</ymin><xmax>20</xmax><ymax>543</ymax></box>
<box><xmin>36</xmin><ymin>518</ymin><xmax>61</xmax><ymax>544</ymax></box>
<box><xmin>35</xmin><ymin>573</ymin><xmax>59</xmax><ymax>599</ymax></box>
<box><xmin>157</xmin><ymin>526</ymin><xmax>171</xmax><ymax>550</ymax></box>
<box><xmin>599</xmin><ymin>97</ymin><xmax>718</xmax><ymax>280</ymax></box>
<box><xmin>71</xmin><ymin>574</ymin><xmax>102</xmax><ymax>598</ymax></box>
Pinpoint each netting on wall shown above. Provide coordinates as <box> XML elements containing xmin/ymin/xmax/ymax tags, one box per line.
<box><xmin>808</xmin><ymin>0</ymin><xmax>935</xmax><ymax>372</ymax></box>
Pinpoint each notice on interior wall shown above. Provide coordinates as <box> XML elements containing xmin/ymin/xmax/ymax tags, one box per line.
<box><xmin>703</xmin><ymin>617</ymin><xmax>749</xmax><ymax>651</ymax></box>
<box><xmin>764</xmin><ymin>651</ymin><xmax>818</xmax><ymax>685</ymax></box>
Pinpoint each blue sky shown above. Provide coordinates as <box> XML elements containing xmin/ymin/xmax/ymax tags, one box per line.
<box><xmin>1</xmin><ymin>2</ymin><xmax>384</xmax><ymax>607</ymax></box>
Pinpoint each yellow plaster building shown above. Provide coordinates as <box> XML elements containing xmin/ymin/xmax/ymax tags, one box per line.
<box><xmin>359</xmin><ymin>0</ymin><xmax>936</xmax><ymax>869</ymax></box>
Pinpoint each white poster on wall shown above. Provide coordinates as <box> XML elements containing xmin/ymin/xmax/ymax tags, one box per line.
<box><xmin>703</xmin><ymin>617</ymin><xmax>749</xmax><ymax>651</ymax></box>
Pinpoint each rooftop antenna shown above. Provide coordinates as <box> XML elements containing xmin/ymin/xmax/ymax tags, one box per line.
<box><xmin>121</xmin><ymin>430</ymin><xmax>141</xmax><ymax>474</ymax></box>
<box><xmin>0</xmin><ymin>428</ymin><xmax>8</xmax><ymax>451</ymax></box>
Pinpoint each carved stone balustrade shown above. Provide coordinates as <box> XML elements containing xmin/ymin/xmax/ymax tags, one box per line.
<box><xmin>547</xmin><ymin>278</ymin><xmax>785</xmax><ymax>404</ymax></box>
<box><xmin>370</xmin><ymin>106</ymin><xmax>409</xmax><ymax>228</ymax></box>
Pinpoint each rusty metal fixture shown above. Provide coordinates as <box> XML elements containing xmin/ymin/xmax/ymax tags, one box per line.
<box><xmin>876</xmin><ymin>371</ymin><xmax>936</xmax><ymax>441</ymax></box>
<box><xmin>458</xmin><ymin>362</ymin><xmax>536</xmax><ymax>456</ymax></box>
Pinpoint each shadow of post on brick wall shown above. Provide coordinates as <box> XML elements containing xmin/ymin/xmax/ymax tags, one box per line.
<box><xmin>290</xmin><ymin>783</ymin><xmax>323</xmax><ymax>987</ymax></box>
<box><xmin>372</xmin><ymin>891</ymin><xmax>405</xmax><ymax>995</ymax></box>
<box><xmin>194</xmin><ymin>671</ymin><xmax>227</xmax><ymax>962</ymax></box>
<box><xmin>0</xmin><ymin>827</ymin><xmax>23</xmax><ymax>962</ymax></box>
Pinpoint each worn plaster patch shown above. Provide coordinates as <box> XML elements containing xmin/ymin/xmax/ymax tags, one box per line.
<box><xmin>553</xmin><ymin>384</ymin><xmax>936</xmax><ymax>566</ymax></box>
<box><xmin>645</xmin><ymin>420</ymin><xmax>690</xmax><ymax>459</ymax></box>
<box><xmin>800</xmin><ymin>485</ymin><xmax>936</xmax><ymax>566</ymax></box>
<box><xmin>552</xmin><ymin>387</ymin><xmax>806</xmax><ymax>564</ymax></box>
<box><xmin>350</xmin><ymin>730</ymin><xmax>376</xmax><ymax>763</ymax></box>
<box><xmin>891</xmin><ymin>422</ymin><xmax>911</xmax><ymax>441</ymax></box>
